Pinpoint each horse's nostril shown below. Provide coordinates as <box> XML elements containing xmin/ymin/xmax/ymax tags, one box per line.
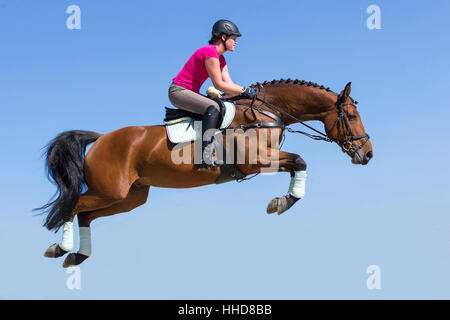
<box><xmin>366</xmin><ymin>151</ymin><xmax>373</xmax><ymax>160</ymax></box>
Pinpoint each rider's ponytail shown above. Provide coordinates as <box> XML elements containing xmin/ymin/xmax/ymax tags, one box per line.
<box><xmin>208</xmin><ymin>34</ymin><xmax>222</xmax><ymax>45</ymax></box>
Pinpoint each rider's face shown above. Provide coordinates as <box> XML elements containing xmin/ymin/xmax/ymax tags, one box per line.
<box><xmin>223</xmin><ymin>34</ymin><xmax>238</xmax><ymax>51</ymax></box>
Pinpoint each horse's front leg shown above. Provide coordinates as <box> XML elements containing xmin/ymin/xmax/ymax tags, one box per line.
<box><xmin>264</xmin><ymin>149</ymin><xmax>307</xmax><ymax>215</ymax></box>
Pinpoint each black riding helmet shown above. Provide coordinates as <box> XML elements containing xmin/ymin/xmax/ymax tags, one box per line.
<box><xmin>212</xmin><ymin>19</ymin><xmax>241</xmax><ymax>51</ymax></box>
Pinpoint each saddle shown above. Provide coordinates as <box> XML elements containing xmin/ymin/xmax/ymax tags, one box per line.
<box><xmin>164</xmin><ymin>98</ymin><xmax>234</xmax><ymax>144</ymax></box>
<box><xmin>164</xmin><ymin>98</ymin><xmax>244</xmax><ymax>184</ymax></box>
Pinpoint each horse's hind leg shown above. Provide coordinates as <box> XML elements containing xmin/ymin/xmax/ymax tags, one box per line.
<box><xmin>62</xmin><ymin>184</ymin><xmax>150</xmax><ymax>268</ymax></box>
<box><xmin>43</xmin><ymin>191</ymin><xmax>124</xmax><ymax>259</ymax></box>
<box><xmin>43</xmin><ymin>174</ymin><xmax>137</xmax><ymax>259</ymax></box>
<box><xmin>43</xmin><ymin>197</ymin><xmax>121</xmax><ymax>258</ymax></box>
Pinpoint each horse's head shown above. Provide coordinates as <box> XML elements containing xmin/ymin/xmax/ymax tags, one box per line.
<box><xmin>324</xmin><ymin>82</ymin><xmax>373</xmax><ymax>165</ymax></box>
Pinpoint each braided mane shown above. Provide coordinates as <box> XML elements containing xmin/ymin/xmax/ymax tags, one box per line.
<box><xmin>250</xmin><ymin>78</ymin><xmax>334</xmax><ymax>93</ymax></box>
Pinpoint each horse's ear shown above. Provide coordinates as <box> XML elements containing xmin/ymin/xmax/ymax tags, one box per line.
<box><xmin>343</xmin><ymin>82</ymin><xmax>352</xmax><ymax>99</ymax></box>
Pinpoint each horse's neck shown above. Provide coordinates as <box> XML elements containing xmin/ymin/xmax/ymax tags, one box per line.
<box><xmin>263</xmin><ymin>86</ymin><xmax>336</xmax><ymax>125</ymax></box>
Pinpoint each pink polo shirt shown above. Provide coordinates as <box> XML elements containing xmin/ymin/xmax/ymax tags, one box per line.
<box><xmin>173</xmin><ymin>44</ymin><xmax>227</xmax><ymax>94</ymax></box>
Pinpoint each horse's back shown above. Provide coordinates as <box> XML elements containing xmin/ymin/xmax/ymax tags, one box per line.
<box><xmin>84</xmin><ymin>125</ymin><xmax>167</xmax><ymax>183</ymax></box>
<box><xmin>86</xmin><ymin>125</ymin><xmax>165</xmax><ymax>155</ymax></box>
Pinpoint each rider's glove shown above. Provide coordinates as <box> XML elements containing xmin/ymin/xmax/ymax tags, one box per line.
<box><xmin>241</xmin><ymin>87</ymin><xmax>257</xmax><ymax>99</ymax></box>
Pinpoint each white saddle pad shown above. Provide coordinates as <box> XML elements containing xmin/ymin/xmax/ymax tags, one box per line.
<box><xmin>165</xmin><ymin>101</ymin><xmax>236</xmax><ymax>143</ymax></box>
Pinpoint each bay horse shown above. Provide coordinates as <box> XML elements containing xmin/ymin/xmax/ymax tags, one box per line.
<box><xmin>36</xmin><ymin>80</ymin><xmax>373</xmax><ymax>268</ymax></box>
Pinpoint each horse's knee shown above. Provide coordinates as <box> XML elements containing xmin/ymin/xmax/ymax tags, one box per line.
<box><xmin>294</xmin><ymin>155</ymin><xmax>307</xmax><ymax>171</ymax></box>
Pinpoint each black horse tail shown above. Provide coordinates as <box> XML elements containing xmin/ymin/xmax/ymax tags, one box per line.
<box><xmin>34</xmin><ymin>130</ymin><xmax>102</xmax><ymax>232</ymax></box>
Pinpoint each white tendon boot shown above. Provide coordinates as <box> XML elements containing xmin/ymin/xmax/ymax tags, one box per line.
<box><xmin>78</xmin><ymin>227</ymin><xmax>92</xmax><ymax>257</ymax></box>
<box><xmin>267</xmin><ymin>171</ymin><xmax>306</xmax><ymax>215</ymax></box>
<box><xmin>60</xmin><ymin>221</ymin><xmax>74</xmax><ymax>252</ymax></box>
<box><xmin>287</xmin><ymin>170</ymin><xmax>307</xmax><ymax>199</ymax></box>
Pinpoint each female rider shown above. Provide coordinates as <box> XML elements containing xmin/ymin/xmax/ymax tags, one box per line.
<box><xmin>168</xmin><ymin>19</ymin><xmax>257</xmax><ymax>170</ymax></box>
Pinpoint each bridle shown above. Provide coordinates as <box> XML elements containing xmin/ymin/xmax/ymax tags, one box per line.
<box><xmin>227</xmin><ymin>83</ymin><xmax>370</xmax><ymax>156</ymax></box>
<box><xmin>326</xmin><ymin>95</ymin><xmax>370</xmax><ymax>156</ymax></box>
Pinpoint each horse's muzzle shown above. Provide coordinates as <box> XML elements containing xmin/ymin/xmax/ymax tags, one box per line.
<box><xmin>352</xmin><ymin>149</ymin><xmax>373</xmax><ymax>165</ymax></box>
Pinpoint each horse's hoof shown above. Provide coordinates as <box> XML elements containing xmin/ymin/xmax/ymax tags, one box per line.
<box><xmin>266</xmin><ymin>198</ymin><xmax>279</xmax><ymax>214</ymax></box>
<box><xmin>277</xmin><ymin>195</ymin><xmax>300</xmax><ymax>215</ymax></box>
<box><xmin>63</xmin><ymin>253</ymin><xmax>89</xmax><ymax>268</ymax></box>
<box><xmin>43</xmin><ymin>243</ymin><xmax>68</xmax><ymax>258</ymax></box>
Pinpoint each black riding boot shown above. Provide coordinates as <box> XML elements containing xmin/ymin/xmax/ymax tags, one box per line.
<box><xmin>198</xmin><ymin>105</ymin><xmax>220</xmax><ymax>171</ymax></box>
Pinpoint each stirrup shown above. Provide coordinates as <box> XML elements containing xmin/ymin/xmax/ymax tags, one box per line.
<box><xmin>198</xmin><ymin>143</ymin><xmax>218</xmax><ymax>171</ymax></box>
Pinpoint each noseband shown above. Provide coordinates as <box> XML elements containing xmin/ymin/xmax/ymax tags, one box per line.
<box><xmin>229</xmin><ymin>84</ymin><xmax>370</xmax><ymax>156</ymax></box>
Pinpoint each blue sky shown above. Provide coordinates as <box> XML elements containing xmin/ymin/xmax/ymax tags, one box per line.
<box><xmin>1</xmin><ymin>0</ymin><xmax>449</xmax><ymax>299</ymax></box>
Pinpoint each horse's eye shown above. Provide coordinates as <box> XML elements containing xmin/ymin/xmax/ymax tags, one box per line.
<box><xmin>348</xmin><ymin>114</ymin><xmax>357</xmax><ymax>121</ymax></box>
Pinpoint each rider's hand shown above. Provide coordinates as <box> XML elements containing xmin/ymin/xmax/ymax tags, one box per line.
<box><xmin>207</xmin><ymin>86</ymin><xmax>223</xmax><ymax>98</ymax></box>
<box><xmin>241</xmin><ymin>87</ymin><xmax>257</xmax><ymax>99</ymax></box>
